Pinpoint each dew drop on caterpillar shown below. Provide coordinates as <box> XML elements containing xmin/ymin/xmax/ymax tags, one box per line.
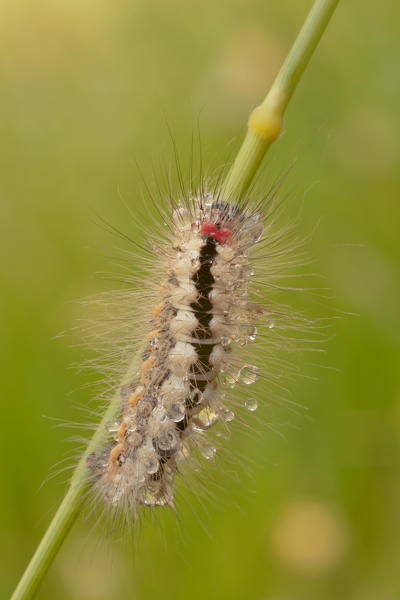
<box><xmin>84</xmin><ymin>184</ymin><xmax>314</xmax><ymax>522</ymax></box>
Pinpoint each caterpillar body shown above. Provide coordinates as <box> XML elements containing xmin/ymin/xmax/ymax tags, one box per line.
<box><xmin>87</xmin><ymin>189</ymin><xmax>303</xmax><ymax>517</ymax></box>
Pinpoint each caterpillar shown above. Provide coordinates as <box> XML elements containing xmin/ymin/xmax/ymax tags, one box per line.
<box><xmin>86</xmin><ymin>185</ymin><xmax>309</xmax><ymax>518</ymax></box>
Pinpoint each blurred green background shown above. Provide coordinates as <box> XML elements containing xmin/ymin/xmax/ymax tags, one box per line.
<box><xmin>1</xmin><ymin>1</ymin><xmax>399</xmax><ymax>598</ymax></box>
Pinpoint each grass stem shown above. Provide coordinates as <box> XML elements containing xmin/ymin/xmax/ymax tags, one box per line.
<box><xmin>221</xmin><ymin>0</ymin><xmax>339</xmax><ymax>201</ymax></box>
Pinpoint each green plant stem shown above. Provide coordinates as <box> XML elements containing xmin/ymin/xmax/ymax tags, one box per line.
<box><xmin>221</xmin><ymin>0</ymin><xmax>339</xmax><ymax>201</ymax></box>
<box><xmin>10</xmin><ymin>485</ymin><xmax>85</xmax><ymax>600</ymax></box>
<box><xmin>10</xmin><ymin>359</ymin><xmax>139</xmax><ymax>600</ymax></box>
<box><xmin>10</xmin><ymin>1</ymin><xmax>339</xmax><ymax>598</ymax></box>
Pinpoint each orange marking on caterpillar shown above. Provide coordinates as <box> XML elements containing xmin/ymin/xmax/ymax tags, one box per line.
<box><xmin>106</xmin><ymin>420</ymin><xmax>130</xmax><ymax>478</ymax></box>
<box><xmin>153</xmin><ymin>304</ymin><xmax>163</xmax><ymax>318</ymax></box>
<box><xmin>117</xmin><ymin>420</ymin><xmax>128</xmax><ymax>442</ymax></box>
<box><xmin>141</xmin><ymin>356</ymin><xmax>156</xmax><ymax>385</ymax></box>
<box><xmin>106</xmin><ymin>442</ymin><xmax>126</xmax><ymax>478</ymax></box>
<box><xmin>146</xmin><ymin>329</ymin><xmax>160</xmax><ymax>342</ymax></box>
<box><xmin>129</xmin><ymin>390</ymin><xmax>143</xmax><ymax>407</ymax></box>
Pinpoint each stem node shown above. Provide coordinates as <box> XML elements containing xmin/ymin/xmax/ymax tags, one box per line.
<box><xmin>248</xmin><ymin>105</ymin><xmax>283</xmax><ymax>143</ymax></box>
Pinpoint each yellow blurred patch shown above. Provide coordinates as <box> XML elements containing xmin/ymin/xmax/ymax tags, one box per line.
<box><xmin>270</xmin><ymin>498</ymin><xmax>348</xmax><ymax>575</ymax></box>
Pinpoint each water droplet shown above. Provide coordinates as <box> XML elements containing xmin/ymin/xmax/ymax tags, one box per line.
<box><xmin>165</xmin><ymin>402</ymin><xmax>185</xmax><ymax>422</ymax></box>
<box><xmin>136</xmin><ymin>466</ymin><xmax>146</xmax><ymax>485</ymax></box>
<box><xmin>248</xmin><ymin>326</ymin><xmax>257</xmax><ymax>341</ymax></box>
<box><xmin>156</xmin><ymin>430</ymin><xmax>180</xmax><ymax>455</ymax></box>
<box><xmin>245</xmin><ymin>398</ymin><xmax>258</xmax><ymax>411</ymax></box>
<box><xmin>141</xmin><ymin>483</ymin><xmax>170</xmax><ymax>506</ymax></box>
<box><xmin>200</xmin><ymin>443</ymin><xmax>216</xmax><ymax>460</ymax></box>
<box><xmin>223</xmin><ymin>409</ymin><xmax>235</xmax><ymax>422</ymax></box>
<box><xmin>240</xmin><ymin>365</ymin><xmax>259</xmax><ymax>385</ymax></box>
<box><xmin>193</xmin><ymin>408</ymin><xmax>219</xmax><ymax>430</ymax></box>
<box><xmin>193</xmin><ymin>421</ymin><xmax>206</xmax><ymax>432</ymax></box>
<box><xmin>106</xmin><ymin>421</ymin><xmax>119</xmax><ymax>434</ymax></box>
<box><xmin>173</xmin><ymin>206</ymin><xmax>189</xmax><ymax>225</ymax></box>
<box><xmin>191</xmin><ymin>220</ymin><xmax>201</xmax><ymax>231</ymax></box>
<box><xmin>144</xmin><ymin>454</ymin><xmax>159</xmax><ymax>475</ymax></box>
<box><xmin>189</xmin><ymin>388</ymin><xmax>203</xmax><ymax>407</ymax></box>
<box><xmin>237</xmin><ymin>324</ymin><xmax>257</xmax><ymax>343</ymax></box>
<box><xmin>244</xmin><ymin>212</ymin><xmax>264</xmax><ymax>243</ymax></box>
<box><xmin>220</xmin><ymin>336</ymin><xmax>231</xmax><ymax>348</ymax></box>
<box><xmin>223</xmin><ymin>369</ymin><xmax>240</xmax><ymax>387</ymax></box>
<box><xmin>127</xmin><ymin>431</ymin><xmax>142</xmax><ymax>447</ymax></box>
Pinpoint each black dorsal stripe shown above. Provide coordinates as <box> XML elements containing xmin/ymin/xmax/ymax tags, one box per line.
<box><xmin>189</xmin><ymin>236</ymin><xmax>217</xmax><ymax>396</ymax></box>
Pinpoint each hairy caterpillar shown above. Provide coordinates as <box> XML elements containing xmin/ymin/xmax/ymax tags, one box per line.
<box><xmin>85</xmin><ymin>184</ymin><xmax>309</xmax><ymax>519</ymax></box>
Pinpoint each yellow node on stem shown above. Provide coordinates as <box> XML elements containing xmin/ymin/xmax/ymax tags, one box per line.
<box><xmin>248</xmin><ymin>88</ymin><xmax>288</xmax><ymax>142</ymax></box>
<box><xmin>248</xmin><ymin>106</ymin><xmax>283</xmax><ymax>143</ymax></box>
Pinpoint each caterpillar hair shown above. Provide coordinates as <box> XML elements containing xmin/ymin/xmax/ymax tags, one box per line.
<box><xmin>82</xmin><ymin>174</ymin><xmax>317</xmax><ymax>525</ymax></box>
